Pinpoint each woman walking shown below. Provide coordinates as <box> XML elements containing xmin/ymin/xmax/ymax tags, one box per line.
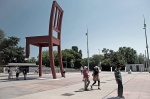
<box><xmin>91</xmin><ymin>66</ymin><xmax>100</xmax><ymax>90</ymax></box>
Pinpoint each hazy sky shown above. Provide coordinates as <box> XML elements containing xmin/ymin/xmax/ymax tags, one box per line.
<box><xmin>0</xmin><ymin>0</ymin><xmax>150</xmax><ymax>59</ymax></box>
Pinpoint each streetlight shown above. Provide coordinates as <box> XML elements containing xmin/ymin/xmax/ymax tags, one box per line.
<box><xmin>66</xmin><ymin>55</ymin><xmax>67</xmax><ymax>69</ymax></box>
<box><xmin>145</xmin><ymin>50</ymin><xmax>147</xmax><ymax>70</ymax></box>
<box><xmin>143</xmin><ymin>15</ymin><xmax>150</xmax><ymax>72</ymax></box>
<box><xmin>86</xmin><ymin>28</ymin><xmax>89</xmax><ymax>71</ymax></box>
<box><xmin>98</xmin><ymin>49</ymin><xmax>100</xmax><ymax>55</ymax></box>
<box><xmin>98</xmin><ymin>49</ymin><xmax>102</xmax><ymax>72</ymax></box>
<box><xmin>98</xmin><ymin>49</ymin><xmax>101</xmax><ymax>66</ymax></box>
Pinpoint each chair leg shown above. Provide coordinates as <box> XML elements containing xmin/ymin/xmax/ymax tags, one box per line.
<box><xmin>58</xmin><ymin>46</ymin><xmax>64</xmax><ymax>77</ymax></box>
<box><xmin>49</xmin><ymin>46</ymin><xmax>57</xmax><ymax>79</ymax></box>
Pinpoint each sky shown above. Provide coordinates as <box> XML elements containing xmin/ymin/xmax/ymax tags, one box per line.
<box><xmin>0</xmin><ymin>0</ymin><xmax>150</xmax><ymax>59</ymax></box>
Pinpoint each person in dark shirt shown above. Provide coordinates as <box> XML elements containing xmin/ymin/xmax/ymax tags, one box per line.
<box><xmin>114</xmin><ymin>64</ymin><xmax>125</xmax><ymax>99</ymax></box>
<box><xmin>23</xmin><ymin>68</ymin><xmax>27</xmax><ymax>80</ymax></box>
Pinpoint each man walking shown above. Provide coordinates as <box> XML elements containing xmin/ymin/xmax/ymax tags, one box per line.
<box><xmin>114</xmin><ymin>64</ymin><xmax>125</xmax><ymax>99</ymax></box>
<box><xmin>23</xmin><ymin>68</ymin><xmax>27</xmax><ymax>80</ymax></box>
<box><xmin>8</xmin><ymin>67</ymin><xmax>13</xmax><ymax>79</ymax></box>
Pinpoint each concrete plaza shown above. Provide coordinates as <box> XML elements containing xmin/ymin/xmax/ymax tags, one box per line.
<box><xmin>0</xmin><ymin>71</ymin><xmax>150</xmax><ymax>99</ymax></box>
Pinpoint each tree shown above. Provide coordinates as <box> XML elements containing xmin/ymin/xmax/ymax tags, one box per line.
<box><xmin>79</xmin><ymin>50</ymin><xmax>82</xmax><ymax>57</ymax></box>
<box><xmin>62</xmin><ymin>50</ymin><xmax>75</xmax><ymax>68</ymax></box>
<box><xmin>62</xmin><ymin>49</ymin><xmax>82</xmax><ymax>69</ymax></box>
<box><xmin>28</xmin><ymin>57</ymin><xmax>37</xmax><ymax>63</ymax></box>
<box><xmin>0</xmin><ymin>36</ymin><xmax>25</xmax><ymax>64</ymax></box>
<box><xmin>118</xmin><ymin>47</ymin><xmax>137</xmax><ymax>64</ymax></box>
<box><xmin>135</xmin><ymin>53</ymin><xmax>144</xmax><ymax>64</ymax></box>
<box><xmin>90</xmin><ymin>54</ymin><xmax>100</xmax><ymax>69</ymax></box>
<box><xmin>100</xmin><ymin>47</ymin><xmax>138</xmax><ymax>71</ymax></box>
<box><xmin>72</xmin><ymin>46</ymin><xmax>78</xmax><ymax>52</ymax></box>
<box><xmin>39</xmin><ymin>50</ymin><xmax>50</xmax><ymax>67</ymax></box>
<box><xmin>0</xmin><ymin>28</ymin><xmax>5</xmax><ymax>45</ymax></box>
<box><xmin>38</xmin><ymin>48</ymin><xmax>82</xmax><ymax>68</ymax></box>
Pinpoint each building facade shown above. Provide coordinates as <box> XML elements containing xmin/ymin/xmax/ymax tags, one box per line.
<box><xmin>126</xmin><ymin>64</ymin><xmax>144</xmax><ymax>72</ymax></box>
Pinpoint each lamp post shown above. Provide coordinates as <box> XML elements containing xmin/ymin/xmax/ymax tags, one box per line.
<box><xmin>66</xmin><ymin>55</ymin><xmax>67</xmax><ymax>69</ymax></box>
<box><xmin>98</xmin><ymin>49</ymin><xmax>102</xmax><ymax>72</ymax></box>
<box><xmin>143</xmin><ymin>15</ymin><xmax>150</xmax><ymax>72</ymax></box>
<box><xmin>86</xmin><ymin>29</ymin><xmax>89</xmax><ymax>71</ymax></box>
<box><xmin>145</xmin><ymin>50</ymin><xmax>147</xmax><ymax>71</ymax></box>
<box><xmin>98</xmin><ymin>49</ymin><xmax>101</xmax><ymax>66</ymax></box>
<box><xmin>98</xmin><ymin>49</ymin><xmax>100</xmax><ymax>55</ymax></box>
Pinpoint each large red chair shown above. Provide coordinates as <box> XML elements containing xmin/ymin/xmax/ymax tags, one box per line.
<box><xmin>26</xmin><ymin>1</ymin><xmax>64</xmax><ymax>79</ymax></box>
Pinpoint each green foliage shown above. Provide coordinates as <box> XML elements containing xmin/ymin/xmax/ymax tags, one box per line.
<box><xmin>90</xmin><ymin>54</ymin><xmax>101</xmax><ymax>68</ymax></box>
<box><xmin>79</xmin><ymin>50</ymin><xmax>82</xmax><ymax>57</ymax></box>
<box><xmin>0</xmin><ymin>28</ymin><xmax>5</xmax><ymax>45</ymax></box>
<box><xmin>62</xmin><ymin>49</ymin><xmax>82</xmax><ymax>68</ymax></box>
<box><xmin>41</xmin><ymin>50</ymin><xmax>50</xmax><ymax>67</ymax></box>
<box><xmin>27</xmin><ymin>57</ymin><xmax>37</xmax><ymax>63</ymax></box>
<box><xmin>0</xmin><ymin>36</ymin><xmax>25</xmax><ymax>65</ymax></box>
<box><xmin>72</xmin><ymin>46</ymin><xmax>78</xmax><ymax>52</ymax></box>
<box><xmin>82</xmin><ymin>47</ymin><xmax>145</xmax><ymax>71</ymax></box>
<box><xmin>38</xmin><ymin>48</ymin><xmax>82</xmax><ymax>68</ymax></box>
<box><xmin>118</xmin><ymin>47</ymin><xmax>137</xmax><ymax>64</ymax></box>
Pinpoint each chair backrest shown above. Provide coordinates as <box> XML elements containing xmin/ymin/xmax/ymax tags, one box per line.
<box><xmin>49</xmin><ymin>1</ymin><xmax>64</xmax><ymax>39</ymax></box>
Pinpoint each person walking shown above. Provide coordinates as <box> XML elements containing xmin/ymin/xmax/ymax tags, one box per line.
<box><xmin>63</xmin><ymin>68</ymin><xmax>66</xmax><ymax>78</ymax></box>
<box><xmin>114</xmin><ymin>64</ymin><xmax>125</xmax><ymax>99</ymax></box>
<box><xmin>8</xmin><ymin>67</ymin><xmax>13</xmax><ymax>79</ymax></box>
<box><xmin>91</xmin><ymin>66</ymin><xmax>100</xmax><ymax>90</ymax></box>
<box><xmin>23</xmin><ymin>68</ymin><xmax>27</xmax><ymax>80</ymax></box>
<box><xmin>15</xmin><ymin>67</ymin><xmax>20</xmax><ymax>80</ymax></box>
<box><xmin>83</xmin><ymin>66</ymin><xmax>90</xmax><ymax>91</ymax></box>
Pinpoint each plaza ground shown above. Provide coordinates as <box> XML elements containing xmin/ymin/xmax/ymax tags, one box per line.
<box><xmin>0</xmin><ymin>71</ymin><xmax>150</xmax><ymax>99</ymax></box>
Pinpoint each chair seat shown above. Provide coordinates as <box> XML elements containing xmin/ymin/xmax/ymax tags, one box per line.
<box><xmin>26</xmin><ymin>35</ymin><xmax>60</xmax><ymax>47</ymax></box>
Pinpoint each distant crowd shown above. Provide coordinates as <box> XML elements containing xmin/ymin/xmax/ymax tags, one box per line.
<box><xmin>7</xmin><ymin>67</ymin><xmax>27</xmax><ymax>80</ymax></box>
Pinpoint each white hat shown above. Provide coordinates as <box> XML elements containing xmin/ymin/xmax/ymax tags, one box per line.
<box><xmin>84</xmin><ymin>66</ymin><xmax>87</xmax><ymax>69</ymax></box>
<box><xmin>94</xmin><ymin>66</ymin><xmax>98</xmax><ymax>69</ymax></box>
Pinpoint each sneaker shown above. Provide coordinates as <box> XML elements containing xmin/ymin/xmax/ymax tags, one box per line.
<box><xmin>84</xmin><ymin>89</ymin><xmax>90</xmax><ymax>91</ymax></box>
<box><xmin>91</xmin><ymin>85</ymin><xmax>93</xmax><ymax>90</ymax></box>
<box><xmin>118</xmin><ymin>96</ymin><xmax>125</xmax><ymax>99</ymax></box>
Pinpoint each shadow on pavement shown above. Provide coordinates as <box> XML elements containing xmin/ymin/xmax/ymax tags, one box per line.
<box><xmin>106</xmin><ymin>97</ymin><xmax>118</xmax><ymax>99</ymax></box>
<box><xmin>0</xmin><ymin>77</ymin><xmax>37</xmax><ymax>82</ymax></box>
<box><xmin>74</xmin><ymin>88</ymin><xmax>84</xmax><ymax>92</ymax></box>
<box><xmin>106</xmin><ymin>79</ymin><xmax>115</xmax><ymax>81</ymax></box>
<box><xmin>62</xmin><ymin>93</ymin><xmax>75</xmax><ymax>96</ymax></box>
<box><xmin>101</xmin><ymin>82</ymin><xmax>107</xmax><ymax>83</ymax></box>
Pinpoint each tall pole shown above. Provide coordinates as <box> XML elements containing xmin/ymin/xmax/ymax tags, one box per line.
<box><xmin>98</xmin><ymin>49</ymin><xmax>101</xmax><ymax>66</ymax></box>
<box><xmin>86</xmin><ymin>28</ymin><xmax>89</xmax><ymax>71</ymax></box>
<box><xmin>143</xmin><ymin>15</ymin><xmax>150</xmax><ymax>72</ymax></box>
<box><xmin>145</xmin><ymin>50</ymin><xmax>147</xmax><ymax>70</ymax></box>
<box><xmin>98</xmin><ymin>49</ymin><xmax>100</xmax><ymax>55</ymax></box>
<box><xmin>66</xmin><ymin>55</ymin><xmax>67</xmax><ymax>69</ymax></box>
